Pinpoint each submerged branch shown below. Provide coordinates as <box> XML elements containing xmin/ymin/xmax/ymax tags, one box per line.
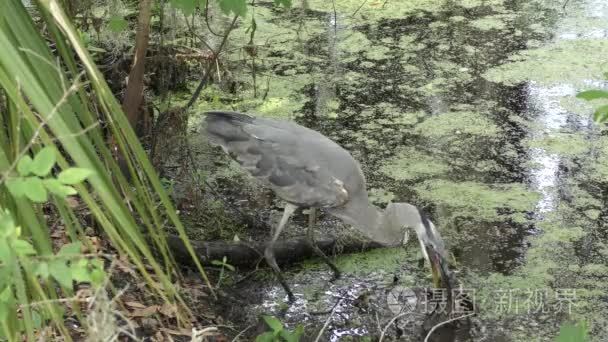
<box><xmin>166</xmin><ymin>235</ymin><xmax>384</xmax><ymax>269</ymax></box>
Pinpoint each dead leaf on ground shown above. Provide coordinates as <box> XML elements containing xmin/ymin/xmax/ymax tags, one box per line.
<box><xmin>115</xmin><ymin>257</ymin><xmax>136</xmax><ymax>275</ymax></box>
<box><xmin>50</xmin><ymin>229</ymin><xmax>65</xmax><ymax>238</ymax></box>
<box><xmin>159</xmin><ymin>327</ymin><xmax>192</xmax><ymax>336</ymax></box>
<box><xmin>129</xmin><ymin>305</ymin><xmax>160</xmax><ymax>317</ymax></box>
<box><xmin>160</xmin><ymin>302</ymin><xmax>177</xmax><ymax>317</ymax></box>
<box><xmin>66</xmin><ymin>197</ymin><xmax>80</xmax><ymax>208</ymax></box>
<box><xmin>124</xmin><ymin>301</ymin><xmax>147</xmax><ymax>309</ymax></box>
<box><xmin>152</xmin><ymin>330</ymin><xmax>165</xmax><ymax>342</ymax></box>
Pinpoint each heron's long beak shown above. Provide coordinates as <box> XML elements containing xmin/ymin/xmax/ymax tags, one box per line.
<box><xmin>426</xmin><ymin>245</ymin><xmax>452</xmax><ymax>291</ymax></box>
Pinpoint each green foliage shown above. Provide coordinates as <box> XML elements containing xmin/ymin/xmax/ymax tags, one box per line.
<box><xmin>555</xmin><ymin>321</ymin><xmax>588</xmax><ymax>342</ymax></box>
<box><xmin>255</xmin><ymin>316</ymin><xmax>304</xmax><ymax>342</ymax></box>
<box><xmin>576</xmin><ymin>90</ymin><xmax>608</xmax><ymax>101</ymax></box>
<box><xmin>0</xmin><ymin>0</ymin><xmax>216</xmax><ymax>339</ymax></box>
<box><xmin>169</xmin><ymin>0</ymin><xmax>291</xmax><ymax>18</ymax></box>
<box><xmin>170</xmin><ymin>0</ymin><xmax>206</xmax><ymax>16</ymax></box>
<box><xmin>273</xmin><ymin>0</ymin><xmax>292</xmax><ymax>7</ymax></box>
<box><xmin>211</xmin><ymin>256</ymin><xmax>235</xmax><ymax>288</ymax></box>
<box><xmin>576</xmin><ymin>88</ymin><xmax>608</xmax><ymax>122</ymax></box>
<box><xmin>217</xmin><ymin>0</ymin><xmax>247</xmax><ymax>16</ymax></box>
<box><xmin>0</xmin><ymin>209</ymin><xmax>106</xmax><ymax>339</ymax></box>
<box><xmin>107</xmin><ymin>16</ymin><xmax>128</xmax><ymax>33</ymax></box>
<box><xmin>5</xmin><ymin>147</ymin><xmax>91</xmax><ymax>203</ymax></box>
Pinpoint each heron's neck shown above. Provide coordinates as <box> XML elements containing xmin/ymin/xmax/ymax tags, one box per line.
<box><xmin>328</xmin><ymin>194</ymin><xmax>383</xmax><ymax>238</ymax></box>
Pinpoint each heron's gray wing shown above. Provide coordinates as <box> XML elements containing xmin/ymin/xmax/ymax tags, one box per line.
<box><xmin>205</xmin><ymin>111</ymin><xmax>349</xmax><ymax>207</ymax></box>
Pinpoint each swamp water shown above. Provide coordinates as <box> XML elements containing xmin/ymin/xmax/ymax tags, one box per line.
<box><xmin>190</xmin><ymin>0</ymin><xmax>608</xmax><ymax>340</ymax></box>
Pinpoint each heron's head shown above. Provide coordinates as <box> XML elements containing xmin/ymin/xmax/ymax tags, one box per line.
<box><xmin>382</xmin><ymin>203</ymin><xmax>453</xmax><ymax>290</ymax></box>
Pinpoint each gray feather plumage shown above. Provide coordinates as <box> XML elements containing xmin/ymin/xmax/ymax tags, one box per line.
<box><xmin>204</xmin><ymin>111</ymin><xmax>365</xmax><ymax>208</ymax></box>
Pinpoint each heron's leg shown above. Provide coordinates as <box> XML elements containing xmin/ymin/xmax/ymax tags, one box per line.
<box><xmin>265</xmin><ymin>203</ymin><xmax>297</xmax><ymax>302</ymax></box>
<box><xmin>306</xmin><ymin>208</ymin><xmax>341</xmax><ymax>280</ymax></box>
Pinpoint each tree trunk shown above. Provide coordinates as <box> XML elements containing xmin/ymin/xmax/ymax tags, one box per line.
<box><xmin>122</xmin><ymin>0</ymin><xmax>153</xmax><ymax>134</ymax></box>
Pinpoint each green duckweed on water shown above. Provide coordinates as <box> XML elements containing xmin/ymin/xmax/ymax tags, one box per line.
<box><xmin>414</xmin><ymin>179</ymin><xmax>539</xmax><ymax>222</ymax></box>
<box><xmin>380</xmin><ymin>147</ymin><xmax>450</xmax><ymax>182</ymax></box>
<box><xmin>484</xmin><ymin>39</ymin><xmax>608</xmax><ymax>85</ymax></box>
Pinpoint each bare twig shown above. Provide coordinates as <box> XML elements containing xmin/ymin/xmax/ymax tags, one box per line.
<box><xmin>378</xmin><ymin>311</ymin><xmax>412</xmax><ymax>342</ymax></box>
<box><xmin>309</xmin><ymin>297</ymin><xmax>343</xmax><ymax>315</ymax></box>
<box><xmin>314</xmin><ymin>299</ymin><xmax>343</xmax><ymax>342</ymax></box>
<box><xmin>51</xmin><ymin>122</ymin><xmax>100</xmax><ymax>141</ymax></box>
<box><xmin>183</xmin><ymin>12</ymin><xmax>215</xmax><ymax>53</ymax></box>
<box><xmin>230</xmin><ymin>325</ymin><xmax>254</xmax><ymax>342</ymax></box>
<box><xmin>204</xmin><ymin>0</ymin><xmax>223</xmax><ymax>37</ymax></box>
<box><xmin>423</xmin><ymin>313</ymin><xmax>475</xmax><ymax>342</ymax></box>
<box><xmin>185</xmin><ymin>15</ymin><xmax>238</xmax><ymax>110</ymax></box>
<box><xmin>350</xmin><ymin>0</ymin><xmax>368</xmax><ymax>17</ymax></box>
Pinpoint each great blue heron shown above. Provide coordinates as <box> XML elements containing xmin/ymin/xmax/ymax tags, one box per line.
<box><xmin>204</xmin><ymin>111</ymin><xmax>452</xmax><ymax>302</ymax></box>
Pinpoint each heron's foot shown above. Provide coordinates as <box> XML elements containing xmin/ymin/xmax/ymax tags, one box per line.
<box><xmin>329</xmin><ymin>267</ymin><xmax>341</xmax><ymax>282</ymax></box>
<box><xmin>279</xmin><ymin>276</ymin><xmax>296</xmax><ymax>303</ymax></box>
<box><xmin>264</xmin><ymin>245</ymin><xmax>296</xmax><ymax>303</ymax></box>
<box><xmin>306</xmin><ymin>235</ymin><xmax>341</xmax><ymax>281</ymax></box>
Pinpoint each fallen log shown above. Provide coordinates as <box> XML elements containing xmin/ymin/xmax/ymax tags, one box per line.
<box><xmin>166</xmin><ymin>235</ymin><xmax>385</xmax><ymax>269</ymax></box>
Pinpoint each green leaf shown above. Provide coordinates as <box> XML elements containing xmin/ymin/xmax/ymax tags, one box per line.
<box><xmin>22</xmin><ymin>177</ymin><xmax>47</xmax><ymax>203</ymax></box>
<box><xmin>31</xmin><ymin>311</ymin><xmax>43</xmax><ymax>329</ymax></box>
<box><xmin>0</xmin><ymin>287</ymin><xmax>14</xmax><ymax>321</ymax></box>
<box><xmin>280</xmin><ymin>324</ymin><xmax>303</xmax><ymax>342</ymax></box>
<box><xmin>255</xmin><ymin>332</ymin><xmax>276</xmax><ymax>342</ymax></box>
<box><xmin>30</xmin><ymin>147</ymin><xmax>56</xmax><ymax>176</ymax></box>
<box><xmin>4</xmin><ymin>178</ymin><xmax>27</xmax><ymax>197</ymax></box>
<box><xmin>170</xmin><ymin>0</ymin><xmax>205</xmax><ymax>15</ymax></box>
<box><xmin>35</xmin><ymin>262</ymin><xmax>50</xmax><ymax>279</ymax></box>
<box><xmin>107</xmin><ymin>16</ymin><xmax>128</xmax><ymax>33</ymax></box>
<box><xmin>87</xmin><ymin>46</ymin><xmax>107</xmax><ymax>53</ymax></box>
<box><xmin>576</xmin><ymin>90</ymin><xmax>608</xmax><ymax>101</ymax></box>
<box><xmin>43</xmin><ymin>179</ymin><xmax>77</xmax><ymax>197</ymax></box>
<box><xmin>273</xmin><ymin>0</ymin><xmax>292</xmax><ymax>7</ymax></box>
<box><xmin>593</xmin><ymin>104</ymin><xmax>608</xmax><ymax>123</ymax></box>
<box><xmin>88</xmin><ymin>258</ymin><xmax>106</xmax><ymax>286</ymax></box>
<box><xmin>16</xmin><ymin>155</ymin><xmax>33</xmax><ymax>176</ymax></box>
<box><xmin>555</xmin><ymin>321</ymin><xmax>588</xmax><ymax>342</ymax></box>
<box><xmin>58</xmin><ymin>242</ymin><xmax>82</xmax><ymax>257</ymax></box>
<box><xmin>90</xmin><ymin>267</ymin><xmax>106</xmax><ymax>287</ymax></box>
<box><xmin>293</xmin><ymin>325</ymin><xmax>304</xmax><ymax>339</ymax></box>
<box><xmin>211</xmin><ymin>258</ymin><xmax>235</xmax><ymax>271</ymax></box>
<box><xmin>263</xmin><ymin>315</ymin><xmax>284</xmax><ymax>332</ymax></box>
<box><xmin>72</xmin><ymin>259</ymin><xmax>92</xmax><ymax>283</ymax></box>
<box><xmin>218</xmin><ymin>0</ymin><xmax>247</xmax><ymax>16</ymax></box>
<box><xmin>0</xmin><ymin>287</ymin><xmax>12</xmax><ymax>302</ymax></box>
<box><xmin>0</xmin><ymin>210</ymin><xmax>15</xmax><ymax>233</ymax></box>
<box><xmin>49</xmin><ymin>260</ymin><xmax>72</xmax><ymax>289</ymax></box>
<box><xmin>57</xmin><ymin>168</ymin><xmax>92</xmax><ymax>185</ymax></box>
<box><xmin>0</xmin><ymin>286</ymin><xmax>15</xmax><ymax>321</ymax></box>
<box><xmin>12</xmin><ymin>240</ymin><xmax>36</xmax><ymax>256</ymax></box>
<box><xmin>0</xmin><ymin>240</ymin><xmax>11</xmax><ymax>263</ymax></box>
